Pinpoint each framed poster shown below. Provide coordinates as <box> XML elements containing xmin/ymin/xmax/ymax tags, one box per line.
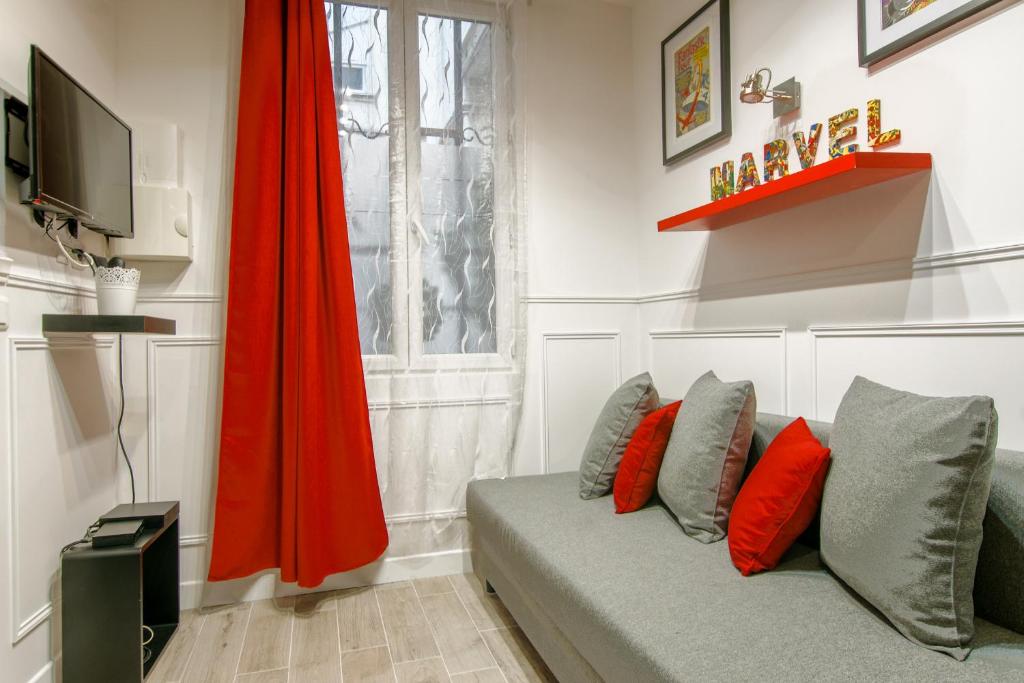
<box><xmin>661</xmin><ymin>0</ymin><xmax>730</xmax><ymax>166</ymax></box>
<box><xmin>859</xmin><ymin>0</ymin><xmax>1002</xmax><ymax>66</ymax></box>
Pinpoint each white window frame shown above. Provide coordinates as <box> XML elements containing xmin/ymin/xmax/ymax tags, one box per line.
<box><xmin>336</xmin><ymin>0</ymin><xmax>514</xmax><ymax>375</ymax></box>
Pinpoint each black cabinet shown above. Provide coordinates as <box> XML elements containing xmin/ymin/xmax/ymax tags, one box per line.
<box><xmin>61</xmin><ymin>501</ymin><xmax>180</xmax><ymax>682</ymax></box>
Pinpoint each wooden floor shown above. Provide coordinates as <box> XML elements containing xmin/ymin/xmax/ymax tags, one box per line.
<box><xmin>147</xmin><ymin>574</ymin><xmax>557</xmax><ymax>683</ymax></box>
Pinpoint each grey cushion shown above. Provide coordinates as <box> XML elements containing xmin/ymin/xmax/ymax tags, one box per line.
<box><xmin>821</xmin><ymin>376</ymin><xmax>999</xmax><ymax>660</ymax></box>
<box><xmin>657</xmin><ymin>371</ymin><xmax>755</xmax><ymax>542</ymax></box>
<box><xmin>578</xmin><ymin>372</ymin><xmax>659</xmax><ymax>499</ymax></box>
<box><xmin>467</xmin><ymin>472</ymin><xmax>1024</xmax><ymax>682</ymax></box>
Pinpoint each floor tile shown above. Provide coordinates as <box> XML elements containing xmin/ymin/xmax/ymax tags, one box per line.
<box><xmin>419</xmin><ymin>592</ymin><xmax>495</xmax><ymax>674</ymax></box>
<box><xmin>294</xmin><ymin>589</ymin><xmax>338</xmax><ymax>614</ymax></box>
<box><xmin>148</xmin><ymin>609</ymin><xmax>206</xmax><ymax>683</ymax></box>
<box><xmin>394</xmin><ymin>657</ymin><xmax>451</xmax><ymax>683</ymax></box>
<box><xmin>237</xmin><ymin>598</ymin><xmax>294</xmax><ymax>674</ymax></box>
<box><xmin>412</xmin><ymin>576</ymin><xmax>454</xmax><ymax>597</ymax></box>
<box><xmin>375</xmin><ymin>583</ymin><xmax>440</xmax><ymax>663</ymax></box>
<box><xmin>341</xmin><ymin>646</ymin><xmax>396</xmax><ymax>682</ymax></box>
<box><xmin>449</xmin><ymin>574</ymin><xmax>515</xmax><ymax>631</ymax></box>
<box><xmin>235</xmin><ymin>669</ymin><xmax>288</xmax><ymax>683</ymax></box>
<box><xmin>336</xmin><ymin>587</ymin><xmax>388</xmax><ymax>652</ymax></box>
<box><xmin>290</xmin><ymin>610</ymin><xmax>342</xmax><ymax>681</ymax></box>
<box><xmin>182</xmin><ymin>603</ymin><xmax>252</xmax><ymax>683</ymax></box>
<box><xmin>449</xmin><ymin>669</ymin><xmax>505</xmax><ymax>683</ymax></box>
<box><xmin>480</xmin><ymin>628</ymin><xmax>555</xmax><ymax>683</ymax></box>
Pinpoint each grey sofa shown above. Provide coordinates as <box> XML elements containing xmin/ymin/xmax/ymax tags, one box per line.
<box><xmin>466</xmin><ymin>413</ymin><xmax>1024</xmax><ymax>682</ymax></box>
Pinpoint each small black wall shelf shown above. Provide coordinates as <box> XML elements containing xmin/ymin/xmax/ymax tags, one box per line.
<box><xmin>42</xmin><ymin>314</ymin><xmax>176</xmax><ymax>336</ymax></box>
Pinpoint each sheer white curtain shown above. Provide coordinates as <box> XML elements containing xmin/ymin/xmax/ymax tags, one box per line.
<box><xmin>325</xmin><ymin>0</ymin><xmax>526</xmax><ymax>556</ymax></box>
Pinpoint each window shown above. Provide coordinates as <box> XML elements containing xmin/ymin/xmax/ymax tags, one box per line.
<box><xmin>327</xmin><ymin>0</ymin><xmax>508</xmax><ymax>367</ymax></box>
<box><xmin>340</xmin><ymin>64</ymin><xmax>368</xmax><ymax>95</ymax></box>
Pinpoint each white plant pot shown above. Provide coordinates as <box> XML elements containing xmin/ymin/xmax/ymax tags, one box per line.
<box><xmin>95</xmin><ymin>266</ymin><xmax>141</xmax><ymax>315</ymax></box>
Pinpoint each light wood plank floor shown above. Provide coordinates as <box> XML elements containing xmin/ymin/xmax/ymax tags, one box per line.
<box><xmin>147</xmin><ymin>574</ymin><xmax>556</xmax><ymax>683</ymax></box>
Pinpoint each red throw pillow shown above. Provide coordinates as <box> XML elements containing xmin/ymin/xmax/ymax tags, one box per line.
<box><xmin>613</xmin><ymin>401</ymin><xmax>682</xmax><ymax>513</ymax></box>
<box><xmin>728</xmin><ymin>417</ymin><xmax>831</xmax><ymax>576</ymax></box>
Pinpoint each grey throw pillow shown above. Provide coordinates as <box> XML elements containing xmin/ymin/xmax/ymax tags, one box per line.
<box><xmin>578</xmin><ymin>373</ymin><xmax>659</xmax><ymax>500</ymax></box>
<box><xmin>820</xmin><ymin>376</ymin><xmax>998</xmax><ymax>660</ymax></box>
<box><xmin>657</xmin><ymin>371</ymin><xmax>756</xmax><ymax>543</ymax></box>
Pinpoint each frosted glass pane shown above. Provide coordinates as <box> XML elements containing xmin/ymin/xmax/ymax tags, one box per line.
<box><xmin>328</xmin><ymin>2</ymin><xmax>392</xmax><ymax>355</ymax></box>
<box><xmin>418</xmin><ymin>14</ymin><xmax>497</xmax><ymax>354</ymax></box>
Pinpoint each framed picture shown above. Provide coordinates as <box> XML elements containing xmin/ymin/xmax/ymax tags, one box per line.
<box><xmin>858</xmin><ymin>0</ymin><xmax>1002</xmax><ymax>66</ymax></box>
<box><xmin>661</xmin><ymin>0</ymin><xmax>730</xmax><ymax>166</ymax></box>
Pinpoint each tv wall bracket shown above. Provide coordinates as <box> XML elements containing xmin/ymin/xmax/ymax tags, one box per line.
<box><xmin>4</xmin><ymin>94</ymin><xmax>29</xmax><ymax>179</ymax></box>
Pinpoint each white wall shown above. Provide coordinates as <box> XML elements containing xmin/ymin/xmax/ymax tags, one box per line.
<box><xmin>629</xmin><ymin>0</ymin><xmax>1024</xmax><ymax>447</ymax></box>
<box><xmin>0</xmin><ymin>3</ymin><xmax>121</xmax><ymax>682</ymax></box>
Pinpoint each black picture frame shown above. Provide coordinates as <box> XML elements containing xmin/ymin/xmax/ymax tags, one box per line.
<box><xmin>858</xmin><ymin>0</ymin><xmax>1002</xmax><ymax>66</ymax></box>
<box><xmin>661</xmin><ymin>0</ymin><xmax>730</xmax><ymax>167</ymax></box>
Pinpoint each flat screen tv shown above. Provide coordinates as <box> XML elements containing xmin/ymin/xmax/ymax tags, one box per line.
<box><xmin>21</xmin><ymin>45</ymin><xmax>133</xmax><ymax>238</ymax></box>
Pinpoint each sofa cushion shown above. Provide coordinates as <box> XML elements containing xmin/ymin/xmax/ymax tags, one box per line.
<box><xmin>614</xmin><ymin>401</ymin><xmax>681</xmax><ymax>513</ymax></box>
<box><xmin>728</xmin><ymin>417</ymin><xmax>831</xmax><ymax>576</ymax></box>
<box><xmin>820</xmin><ymin>376</ymin><xmax>999</xmax><ymax>660</ymax></box>
<box><xmin>752</xmin><ymin>412</ymin><xmax>1024</xmax><ymax>636</ymax></box>
<box><xmin>578</xmin><ymin>372</ymin><xmax>660</xmax><ymax>500</ymax></box>
<box><xmin>467</xmin><ymin>472</ymin><xmax>1024</xmax><ymax>682</ymax></box>
<box><xmin>657</xmin><ymin>371</ymin><xmax>755</xmax><ymax>542</ymax></box>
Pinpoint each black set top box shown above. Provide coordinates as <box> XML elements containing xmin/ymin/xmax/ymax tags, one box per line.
<box><xmin>100</xmin><ymin>501</ymin><xmax>179</xmax><ymax>530</ymax></box>
<box><xmin>92</xmin><ymin>519</ymin><xmax>143</xmax><ymax>548</ymax></box>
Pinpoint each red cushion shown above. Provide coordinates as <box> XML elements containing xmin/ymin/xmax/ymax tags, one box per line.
<box><xmin>613</xmin><ymin>401</ymin><xmax>682</xmax><ymax>513</ymax></box>
<box><xmin>728</xmin><ymin>417</ymin><xmax>831</xmax><ymax>576</ymax></box>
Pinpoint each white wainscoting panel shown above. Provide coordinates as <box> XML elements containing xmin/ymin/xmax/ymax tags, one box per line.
<box><xmin>810</xmin><ymin>322</ymin><xmax>1024</xmax><ymax>449</ymax></box>
<box><xmin>147</xmin><ymin>337</ymin><xmax>222</xmax><ymax>584</ymax></box>
<box><xmin>541</xmin><ymin>331</ymin><xmax>621</xmax><ymax>473</ymax></box>
<box><xmin>7</xmin><ymin>337</ymin><xmax>117</xmax><ymax>644</ymax></box>
<box><xmin>648</xmin><ymin>328</ymin><xmax>788</xmax><ymax>413</ymax></box>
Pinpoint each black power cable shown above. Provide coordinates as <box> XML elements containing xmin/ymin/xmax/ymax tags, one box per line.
<box><xmin>117</xmin><ymin>334</ymin><xmax>136</xmax><ymax>504</ymax></box>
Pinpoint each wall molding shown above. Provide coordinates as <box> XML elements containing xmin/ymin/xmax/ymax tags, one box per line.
<box><xmin>146</xmin><ymin>337</ymin><xmax>222</xmax><ymax>523</ymax></box>
<box><xmin>524</xmin><ymin>241</ymin><xmax>1024</xmax><ymax>306</ymax></box>
<box><xmin>6</xmin><ymin>270</ymin><xmax>225</xmax><ymax>304</ymax></box>
<box><xmin>136</xmin><ymin>293</ymin><xmax>224</xmax><ymax>304</ymax></box>
<box><xmin>7</xmin><ymin>336</ymin><xmax>115</xmax><ymax>645</ymax></box>
<box><xmin>648</xmin><ymin>327</ymin><xmax>788</xmax><ymax>413</ymax></box>
<box><xmin>7</xmin><ymin>272</ymin><xmax>95</xmax><ymax>298</ymax></box>
<box><xmin>367</xmin><ymin>396</ymin><xmax>512</xmax><ymax>411</ymax></box>
<box><xmin>808</xmin><ymin>320</ymin><xmax>1024</xmax><ymax>419</ymax></box>
<box><xmin>540</xmin><ymin>331</ymin><xmax>622</xmax><ymax>474</ymax></box>
<box><xmin>912</xmin><ymin>242</ymin><xmax>1024</xmax><ymax>270</ymax></box>
<box><xmin>28</xmin><ymin>661</ymin><xmax>54</xmax><ymax>683</ymax></box>
<box><xmin>523</xmin><ymin>294</ymin><xmax>637</xmax><ymax>305</ymax></box>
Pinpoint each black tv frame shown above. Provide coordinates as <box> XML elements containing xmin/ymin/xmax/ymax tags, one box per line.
<box><xmin>21</xmin><ymin>45</ymin><xmax>134</xmax><ymax>239</ymax></box>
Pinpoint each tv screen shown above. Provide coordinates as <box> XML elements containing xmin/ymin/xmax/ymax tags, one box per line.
<box><xmin>24</xmin><ymin>46</ymin><xmax>133</xmax><ymax>238</ymax></box>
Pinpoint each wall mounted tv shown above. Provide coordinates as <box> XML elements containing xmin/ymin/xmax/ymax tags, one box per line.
<box><xmin>21</xmin><ymin>45</ymin><xmax>133</xmax><ymax>238</ymax></box>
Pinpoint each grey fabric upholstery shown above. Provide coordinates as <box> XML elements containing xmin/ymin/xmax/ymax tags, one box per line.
<box><xmin>467</xmin><ymin>472</ymin><xmax>1024</xmax><ymax>682</ymax></box>
<box><xmin>821</xmin><ymin>377</ymin><xmax>998</xmax><ymax>660</ymax></box>
<box><xmin>578</xmin><ymin>372</ymin><xmax>660</xmax><ymax>500</ymax></box>
<box><xmin>975</xmin><ymin>447</ymin><xmax>1024</xmax><ymax>635</ymax></box>
<box><xmin>657</xmin><ymin>371</ymin><xmax>756</xmax><ymax>543</ymax></box>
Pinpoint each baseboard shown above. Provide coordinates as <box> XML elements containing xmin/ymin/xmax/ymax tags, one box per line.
<box><xmin>183</xmin><ymin>548</ymin><xmax>472</xmax><ymax>609</ymax></box>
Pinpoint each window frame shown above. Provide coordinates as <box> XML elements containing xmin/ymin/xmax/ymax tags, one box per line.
<box><xmin>332</xmin><ymin>0</ymin><xmax>514</xmax><ymax>374</ymax></box>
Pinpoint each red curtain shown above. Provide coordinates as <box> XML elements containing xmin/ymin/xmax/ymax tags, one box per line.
<box><xmin>208</xmin><ymin>0</ymin><xmax>388</xmax><ymax>588</ymax></box>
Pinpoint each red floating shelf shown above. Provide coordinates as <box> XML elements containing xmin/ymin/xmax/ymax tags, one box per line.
<box><xmin>658</xmin><ymin>151</ymin><xmax>932</xmax><ymax>232</ymax></box>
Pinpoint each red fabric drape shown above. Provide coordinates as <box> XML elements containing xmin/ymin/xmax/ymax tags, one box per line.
<box><xmin>208</xmin><ymin>0</ymin><xmax>388</xmax><ymax>588</ymax></box>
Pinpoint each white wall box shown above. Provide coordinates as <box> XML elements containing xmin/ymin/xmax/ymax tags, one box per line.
<box><xmin>111</xmin><ymin>120</ymin><xmax>193</xmax><ymax>261</ymax></box>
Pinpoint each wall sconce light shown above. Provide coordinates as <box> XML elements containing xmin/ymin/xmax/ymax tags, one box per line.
<box><xmin>739</xmin><ymin>68</ymin><xmax>801</xmax><ymax>117</ymax></box>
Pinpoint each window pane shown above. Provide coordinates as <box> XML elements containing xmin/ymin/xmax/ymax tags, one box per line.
<box><xmin>327</xmin><ymin>2</ymin><xmax>392</xmax><ymax>355</ymax></box>
<box><xmin>418</xmin><ymin>14</ymin><xmax>497</xmax><ymax>354</ymax></box>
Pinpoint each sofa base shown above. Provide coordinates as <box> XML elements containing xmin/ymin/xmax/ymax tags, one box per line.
<box><xmin>472</xmin><ymin>532</ymin><xmax>603</xmax><ymax>683</ymax></box>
